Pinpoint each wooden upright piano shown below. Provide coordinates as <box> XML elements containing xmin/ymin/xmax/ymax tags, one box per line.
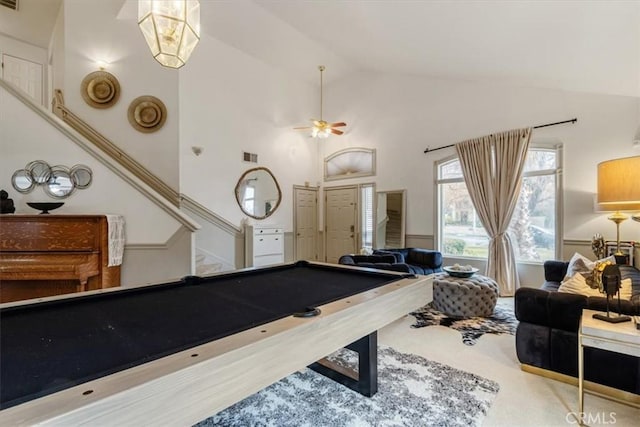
<box><xmin>0</xmin><ymin>215</ymin><xmax>121</xmax><ymax>303</ymax></box>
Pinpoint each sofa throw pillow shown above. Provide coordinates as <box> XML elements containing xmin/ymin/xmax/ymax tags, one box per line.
<box><xmin>619</xmin><ymin>278</ymin><xmax>633</xmax><ymax>300</ymax></box>
<box><xmin>564</xmin><ymin>252</ymin><xmax>616</xmax><ymax>284</ymax></box>
<box><xmin>558</xmin><ymin>273</ymin><xmax>602</xmax><ymax>297</ymax></box>
<box><xmin>558</xmin><ymin>273</ymin><xmax>633</xmax><ymax>300</ymax></box>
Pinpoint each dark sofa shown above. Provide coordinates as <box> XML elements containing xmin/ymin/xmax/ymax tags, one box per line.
<box><xmin>338</xmin><ymin>254</ymin><xmax>412</xmax><ymax>273</ymax></box>
<box><xmin>372</xmin><ymin>248</ymin><xmax>443</xmax><ymax>275</ymax></box>
<box><xmin>514</xmin><ymin>260</ymin><xmax>640</xmax><ymax>394</ymax></box>
<box><xmin>339</xmin><ymin>248</ymin><xmax>443</xmax><ymax>275</ymax></box>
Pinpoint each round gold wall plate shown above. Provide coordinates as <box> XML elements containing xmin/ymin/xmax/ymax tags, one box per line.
<box><xmin>127</xmin><ymin>96</ymin><xmax>167</xmax><ymax>133</ymax></box>
<box><xmin>81</xmin><ymin>71</ymin><xmax>120</xmax><ymax>108</ymax></box>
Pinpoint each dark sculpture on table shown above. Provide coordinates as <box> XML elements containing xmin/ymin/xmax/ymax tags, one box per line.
<box><xmin>0</xmin><ymin>189</ymin><xmax>16</xmax><ymax>214</ymax></box>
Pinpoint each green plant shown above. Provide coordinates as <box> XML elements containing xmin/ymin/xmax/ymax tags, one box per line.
<box><xmin>444</xmin><ymin>238</ymin><xmax>466</xmax><ymax>255</ymax></box>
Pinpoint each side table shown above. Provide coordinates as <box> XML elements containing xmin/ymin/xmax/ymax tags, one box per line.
<box><xmin>578</xmin><ymin>310</ymin><xmax>640</xmax><ymax>423</ymax></box>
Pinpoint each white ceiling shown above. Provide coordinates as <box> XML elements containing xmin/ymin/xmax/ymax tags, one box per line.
<box><xmin>3</xmin><ymin>0</ymin><xmax>640</xmax><ymax>97</ymax></box>
<box><xmin>254</xmin><ymin>0</ymin><xmax>640</xmax><ymax>97</ymax></box>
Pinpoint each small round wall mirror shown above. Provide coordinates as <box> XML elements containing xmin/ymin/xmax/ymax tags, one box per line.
<box><xmin>44</xmin><ymin>166</ymin><xmax>75</xmax><ymax>199</ymax></box>
<box><xmin>12</xmin><ymin>169</ymin><xmax>35</xmax><ymax>193</ymax></box>
<box><xmin>235</xmin><ymin>167</ymin><xmax>282</xmax><ymax>220</ymax></box>
<box><xmin>70</xmin><ymin>164</ymin><xmax>93</xmax><ymax>189</ymax></box>
<box><xmin>26</xmin><ymin>160</ymin><xmax>52</xmax><ymax>184</ymax></box>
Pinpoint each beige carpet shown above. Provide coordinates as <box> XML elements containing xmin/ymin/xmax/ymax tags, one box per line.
<box><xmin>378</xmin><ymin>297</ymin><xmax>639</xmax><ymax>426</ymax></box>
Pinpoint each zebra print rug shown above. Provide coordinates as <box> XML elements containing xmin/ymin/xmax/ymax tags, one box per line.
<box><xmin>409</xmin><ymin>299</ymin><xmax>518</xmax><ymax>345</ymax></box>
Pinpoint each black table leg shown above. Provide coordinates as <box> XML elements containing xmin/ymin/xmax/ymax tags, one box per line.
<box><xmin>308</xmin><ymin>331</ymin><xmax>378</xmax><ymax>397</ymax></box>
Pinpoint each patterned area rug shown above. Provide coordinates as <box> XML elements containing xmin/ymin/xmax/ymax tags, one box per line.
<box><xmin>196</xmin><ymin>346</ymin><xmax>499</xmax><ymax>427</ymax></box>
<box><xmin>410</xmin><ymin>299</ymin><xmax>518</xmax><ymax>345</ymax></box>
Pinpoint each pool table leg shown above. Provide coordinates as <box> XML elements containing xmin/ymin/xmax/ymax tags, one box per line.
<box><xmin>309</xmin><ymin>331</ymin><xmax>378</xmax><ymax>397</ymax></box>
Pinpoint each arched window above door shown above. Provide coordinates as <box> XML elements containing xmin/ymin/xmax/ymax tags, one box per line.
<box><xmin>324</xmin><ymin>148</ymin><xmax>376</xmax><ymax>181</ymax></box>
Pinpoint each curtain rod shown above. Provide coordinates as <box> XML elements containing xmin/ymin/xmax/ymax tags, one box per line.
<box><xmin>423</xmin><ymin>118</ymin><xmax>578</xmax><ymax>154</ymax></box>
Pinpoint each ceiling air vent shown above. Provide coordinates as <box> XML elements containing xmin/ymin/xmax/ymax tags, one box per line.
<box><xmin>0</xmin><ymin>0</ymin><xmax>18</xmax><ymax>11</ymax></box>
<box><xmin>243</xmin><ymin>152</ymin><xmax>258</xmax><ymax>163</ymax></box>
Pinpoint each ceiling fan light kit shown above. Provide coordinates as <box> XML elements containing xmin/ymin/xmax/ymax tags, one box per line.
<box><xmin>295</xmin><ymin>65</ymin><xmax>346</xmax><ymax>138</ymax></box>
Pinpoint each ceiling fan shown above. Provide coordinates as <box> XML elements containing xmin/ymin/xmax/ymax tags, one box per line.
<box><xmin>294</xmin><ymin>65</ymin><xmax>346</xmax><ymax>138</ymax></box>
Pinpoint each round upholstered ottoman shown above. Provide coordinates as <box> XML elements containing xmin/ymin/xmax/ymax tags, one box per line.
<box><xmin>432</xmin><ymin>272</ymin><xmax>499</xmax><ymax>318</ymax></box>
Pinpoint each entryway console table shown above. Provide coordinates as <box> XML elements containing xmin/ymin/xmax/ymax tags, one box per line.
<box><xmin>578</xmin><ymin>309</ymin><xmax>640</xmax><ymax>422</ymax></box>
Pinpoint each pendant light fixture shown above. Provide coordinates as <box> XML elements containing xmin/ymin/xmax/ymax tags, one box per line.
<box><xmin>138</xmin><ymin>0</ymin><xmax>201</xmax><ymax>69</ymax></box>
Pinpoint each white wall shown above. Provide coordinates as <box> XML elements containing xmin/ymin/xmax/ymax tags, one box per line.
<box><xmin>319</xmin><ymin>72</ymin><xmax>640</xmax><ymax>283</ymax></box>
<box><xmin>50</xmin><ymin>0</ymin><xmax>65</xmax><ymax>103</ymax></box>
<box><xmin>61</xmin><ymin>0</ymin><xmax>180</xmax><ymax>188</ymax></box>
<box><xmin>179</xmin><ymin>33</ymin><xmax>319</xmax><ymax>232</ymax></box>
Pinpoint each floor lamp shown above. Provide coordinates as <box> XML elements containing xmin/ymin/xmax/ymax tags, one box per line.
<box><xmin>596</xmin><ymin>156</ymin><xmax>640</xmax><ymax>257</ymax></box>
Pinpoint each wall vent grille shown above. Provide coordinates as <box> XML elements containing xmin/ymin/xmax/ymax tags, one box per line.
<box><xmin>243</xmin><ymin>152</ymin><xmax>258</xmax><ymax>163</ymax></box>
<box><xmin>0</xmin><ymin>0</ymin><xmax>18</xmax><ymax>11</ymax></box>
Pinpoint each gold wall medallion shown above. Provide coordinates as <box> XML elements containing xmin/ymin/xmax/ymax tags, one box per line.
<box><xmin>127</xmin><ymin>96</ymin><xmax>167</xmax><ymax>133</ymax></box>
<box><xmin>81</xmin><ymin>71</ymin><xmax>120</xmax><ymax>109</ymax></box>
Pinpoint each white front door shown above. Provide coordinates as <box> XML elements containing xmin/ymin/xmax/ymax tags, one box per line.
<box><xmin>2</xmin><ymin>54</ymin><xmax>43</xmax><ymax>106</ymax></box>
<box><xmin>294</xmin><ymin>186</ymin><xmax>318</xmax><ymax>261</ymax></box>
<box><xmin>325</xmin><ymin>186</ymin><xmax>357</xmax><ymax>263</ymax></box>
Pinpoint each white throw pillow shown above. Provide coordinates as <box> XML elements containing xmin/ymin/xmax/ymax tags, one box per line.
<box><xmin>558</xmin><ymin>273</ymin><xmax>601</xmax><ymax>297</ymax></box>
<box><xmin>558</xmin><ymin>273</ymin><xmax>633</xmax><ymax>300</ymax></box>
<box><xmin>618</xmin><ymin>278</ymin><xmax>633</xmax><ymax>300</ymax></box>
<box><xmin>564</xmin><ymin>252</ymin><xmax>616</xmax><ymax>281</ymax></box>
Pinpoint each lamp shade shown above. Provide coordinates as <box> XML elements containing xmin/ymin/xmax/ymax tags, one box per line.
<box><xmin>138</xmin><ymin>0</ymin><xmax>200</xmax><ymax>69</ymax></box>
<box><xmin>596</xmin><ymin>155</ymin><xmax>640</xmax><ymax>211</ymax></box>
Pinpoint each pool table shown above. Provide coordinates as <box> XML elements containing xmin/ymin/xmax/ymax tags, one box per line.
<box><xmin>0</xmin><ymin>261</ymin><xmax>432</xmax><ymax>425</ymax></box>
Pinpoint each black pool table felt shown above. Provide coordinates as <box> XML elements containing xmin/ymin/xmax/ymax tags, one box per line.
<box><xmin>1</xmin><ymin>262</ymin><xmax>405</xmax><ymax>409</ymax></box>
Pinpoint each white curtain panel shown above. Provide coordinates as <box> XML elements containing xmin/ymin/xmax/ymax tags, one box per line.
<box><xmin>455</xmin><ymin>128</ymin><xmax>532</xmax><ymax>296</ymax></box>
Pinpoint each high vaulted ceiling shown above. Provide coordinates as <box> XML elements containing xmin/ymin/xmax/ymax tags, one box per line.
<box><xmin>3</xmin><ymin>0</ymin><xmax>640</xmax><ymax>97</ymax></box>
<box><xmin>254</xmin><ymin>0</ymin><xmax>640</xmax><ymax>97</ymax></box>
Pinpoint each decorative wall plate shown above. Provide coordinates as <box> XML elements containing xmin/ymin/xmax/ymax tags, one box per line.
<box><xmin>81</xmin><ymin>71</ymin><xmax>120</xmax><ymax>108</ymax></box>
<box><xmin>127</xmin><ymin>95</ymin><xmax>167</xmax><ymax>133</ymax></box>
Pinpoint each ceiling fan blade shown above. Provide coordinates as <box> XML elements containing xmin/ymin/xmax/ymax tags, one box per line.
<box><xmin>293</xmin><ymin>126</ymin><xmax>312</xmax><ymax>130</ymax></box>
<box><xmin>329</xmin><ymin>122</ymin><xmax>347</xmax><ymax>127</ymax></box>
<box><xmin>330</xmin><ymin>128</ymin><xmax>344</xmax><ymax>135</ymax></box>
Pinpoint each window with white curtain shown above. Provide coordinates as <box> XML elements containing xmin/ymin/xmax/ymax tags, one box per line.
<box><xmin>436</xmin><ymin>145</ymin><xmax>562</xmax><ymax>263</ymax></box>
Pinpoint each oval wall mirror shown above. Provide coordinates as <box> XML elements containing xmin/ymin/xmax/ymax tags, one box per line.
<box><xmin>235</xmin><ymin>167</ymin><xmax>282</xmax><ymax>220</ymax></box>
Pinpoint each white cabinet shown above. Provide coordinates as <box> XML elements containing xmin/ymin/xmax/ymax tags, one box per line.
<box><xmin>245</xmin><ymin>225</ymin><xmax>284</xmax><ymax>268</ymax></box>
